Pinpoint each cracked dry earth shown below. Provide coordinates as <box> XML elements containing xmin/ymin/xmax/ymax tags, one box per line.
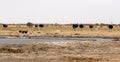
<box><xmin>0</xmin><ymin>41</ymin><xmax>119</xmax><ymax>62</ymax></box>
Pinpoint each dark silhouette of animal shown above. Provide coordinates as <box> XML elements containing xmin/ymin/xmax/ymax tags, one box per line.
<box><xmin>108</xmin><ymin>25</ymin><xmax>113</xmax><ymax>29</ymax></box>
<box><xmin>79</xmin><ymin>24</ymin><xmax>84</xmax><ymax>30</ymax></box>
<box><xmin>19</xmin><ymin>30</ymin><xmax>28</xmax><ymax>34</ymax></box>
<box><xmin>3</xmin><ymin>24</ymin><xmax>8</xmax><ymax>28</ymax></box>
<box><xmin>24</xmin><ymin>31</ymin><xmax>28</xmax><ymax>33</ymax></box>
<box><xmin>89</xmin><ymin>25</ymin><xmax>94</xmax><ymax>31</ymax></box>
<box><xmin>19</xmin><ymin>30</ymin><xmax>22</xmax><ymax>33</ymax></box>
<box><xmin>108</xmin><ymin>25</ymin><xmax>113</xmax><ymax>31</ymax></box>
<box><xmin>35</xmin><ymin>24</ymin><xmax>38</xmax><ymax>27</ymax></box>
<box><xmin>72</xmin><ymin>24</ymin><xmax>78</xmax><ymax>31</ymax></box>
<box><xmin>39</xmin><ymin>24</ymin><xmax>44</xmax><ymax>27</ymax></box>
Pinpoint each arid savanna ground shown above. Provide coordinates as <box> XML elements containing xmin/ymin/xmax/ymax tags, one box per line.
<box><xmin>0</xmin><ymin>41</ymin><xmax>120</xmax><ymax>62</ymax></box>
<box><xmin>0</xmin><ymin>24</ymin><xmax>120</xmax><ymax>38</ymax></box>
<box><xmin>0</xmin><ymin>24</ymin><xmax>120</xmax><ymax>62</ymax></box>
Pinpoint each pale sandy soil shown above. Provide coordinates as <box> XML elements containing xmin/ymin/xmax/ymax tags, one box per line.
<box><xmin>0</xmin><ymin>41</ymin><xmax>120</xmax><ymax>62</ymax></box>
<box><xmin>1</xmin><ymin>30</ymin><xmax>120</xmax><ymax>38</ymax></box>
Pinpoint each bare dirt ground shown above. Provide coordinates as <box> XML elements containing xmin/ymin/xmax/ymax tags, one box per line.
<box><xmin>0</xmin><ymin>41</ymin><xmax>120</xmax><ymax>62</ymax></box>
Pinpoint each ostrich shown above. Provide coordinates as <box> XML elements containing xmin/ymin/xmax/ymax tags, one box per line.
<box><xmin>72</xmin><ymin>24</ymin><xmax>78</xmax><ymax>31</ymax></box>
<box><xmin>19</xmin><ymin>30</ymin><xmax>22</xmax><ymax>33</ymax></box>
<box><xmin>24</xmin><ymin>31</ymin><xmax>28</xmax><ymax>34</ymax></box>
<box><xmin>3</xmin><ymin>24</ymin><xmax>8</xmax><ymax>28</ymax></box>
<box><xmin>35</xmin><ymin>24</ymin><xmax>38</xmax><ymax>27</ymax></box>
<box><xmin>79</xmin><ymin>24</ymin><xmax>84</xmax><ymax>31</ymax></box>
<box><xmin>108</xmin><ymin>25</ymin><xmax>113</xmax><ymax>31</ymax></box>
<box><xmin>89</xmin><ymin>25</ymin><xmax>94</xmax><ymax>31</ymax></box>
<box><xmin>39</xmin><ymin>24</ymin><xmax>44</xmax><ymax>27</ymax></box>
<box><xmin>19</xmin><ymin>30</ymin><xmax>28</xmax><ymax>34</ymax></box>
<box><xmin>39</xmin><ymin>24</ymin><xmax>44</xmax><ymax>30</ymax></box>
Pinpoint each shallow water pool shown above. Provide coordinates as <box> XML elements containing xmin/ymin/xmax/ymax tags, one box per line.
<box><xmin>0</xmin><ymin>37</ymin><xmax>114</xmax><ymax>44</ymax></box>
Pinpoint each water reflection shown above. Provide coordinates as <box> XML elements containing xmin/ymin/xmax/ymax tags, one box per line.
<box><xmin>0</xmin><ymin>37</ymin><xmax>114</xmax><ymax>44</ymax></box>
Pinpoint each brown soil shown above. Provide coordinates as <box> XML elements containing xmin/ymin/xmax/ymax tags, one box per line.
<box><xmin>0</xmin><ymin>41</ymin><xmax>119</xmax><ymax>62</ymax></box>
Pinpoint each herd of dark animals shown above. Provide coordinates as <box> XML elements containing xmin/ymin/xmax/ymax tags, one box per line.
<box><xmin>72</xmin><ymin>24</ymin><xmax>113</xmax><ymax>31</ymax></box>
<box><xmin>1</xmin><ymin>24</ymin><xmax>114</xmax><ymax>34</ymax></box>
<box><xmin>2</xmin><ymin>24</ymin><xmax>44</xmax><ymax>34</ymax></box>
<box><xmin>20</xmin><ymin>24</ymin><xmax>44</xmax><ymax>34</ymax></box>
<box><xmin>72</xmin><ymin>24</ymin><xmax>94</xmax><ymax>31</ymax></box>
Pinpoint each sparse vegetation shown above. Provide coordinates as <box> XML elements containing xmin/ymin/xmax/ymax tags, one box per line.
<box><xmin>0</xmin><ymin>24</ymin><xmax>119</xmax><ymax>62</ymax></box>
<box><xmin>26</xmin><ymin>22</ymin><xmax>34</xmax><ymax>27</ymax></box>
<box><xmin>0</xmin><ymin>24</ymin><xmax>120</xmax><ymax>38</ymax></box>
<box><xmin>0</xmin><ymin>41</ymin><xmax>119</xmax><ymax>62</ymax></box>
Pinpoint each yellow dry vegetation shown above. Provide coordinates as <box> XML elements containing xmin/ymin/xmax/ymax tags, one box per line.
<box><xmin>0</xmin><ymin>25</ymin><xmax>120</xmax><ymax>38</ymax></box>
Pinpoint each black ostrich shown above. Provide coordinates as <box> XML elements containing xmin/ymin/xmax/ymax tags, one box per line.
<box><xmin>19</xmin><ymin>30</ymin><xmax>22</xmax><ymax>33</ymax></box>
<box><xmin>79</xmin><ymin>24</ymin><xmax>84</xmax><ymax>30</ymax></box>
<box><xmin>19</xmin><ymin>30</ymin><xmax>28</xmax><ymax>34</ymax></box>
<box><xmin>89</xmin><ymin>25</ymin><xmax>94</xmax><ymax>31</ymax></box>
<box><xmin>39</xmin><ymin>24</ymin><xmax>44</xmax><ymax>30</ymax></box>
<box><xmin>3</xmin><ymin>24</ymin><xmax>8</xmax><ymax>28</ymax></box>
<box><xmin>39</xmin><ymin>24</ymin><xmax>44</xmax><ymax>28</ymax></box>
<box><xmin>39</xmin><ymin>24</ymin><xmax>44</xmax><ymax>27</ymax></box>
<box><xmin>35</xmin><ymin>24</ymin><xmax>38</xmax><ymax>27</ymax></box>
<box><xmin>72</xmin><ymin>24</ymin><xmax>78</xmax><ymax>31</ymax></box>
<box><xmin>108</xmin><ymin>25</ymin><xmax>113</xmax><ymax>31</ymax></box>
<box><xmin>24</xmin><ymin>31</ymin><xmax>28</xmax><ymax>34</ymax></box>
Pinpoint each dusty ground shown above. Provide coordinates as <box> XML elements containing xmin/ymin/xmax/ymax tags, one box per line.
<box><xmin>1</xmin><ymin>25</ymin><xmax>120</xmax><ymax>38</ymax></box>
<box><xmin>0</xmin><ymin>41</ymin><xmax>120</xmax><ymax>62</ymax></box>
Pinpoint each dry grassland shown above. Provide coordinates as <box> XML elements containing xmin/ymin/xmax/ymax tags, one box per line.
<box><xmin>0</xmin><ymin>41</ymin><xmax>119</xmax><ymax>62</ymax></box>
<box><xmin>0</xmin><ymin>25</ymin><xmax>120</xmax><ymax>38</ymax></box>
<box><xmin>0</xmin><ymin>25</ymin><xmax>120</xmax><ymax>62</ymax></box>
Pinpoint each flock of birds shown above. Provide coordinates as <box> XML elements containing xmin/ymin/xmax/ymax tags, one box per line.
<box><xmin>1</xmin><ymin>24</ymin><xmax>114</xmax><ymax>34</ymax></box>
<box><xmin>72</xmin><ymin>24</ymin><xmax>113</xmax><ymax>31</ymax></box>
